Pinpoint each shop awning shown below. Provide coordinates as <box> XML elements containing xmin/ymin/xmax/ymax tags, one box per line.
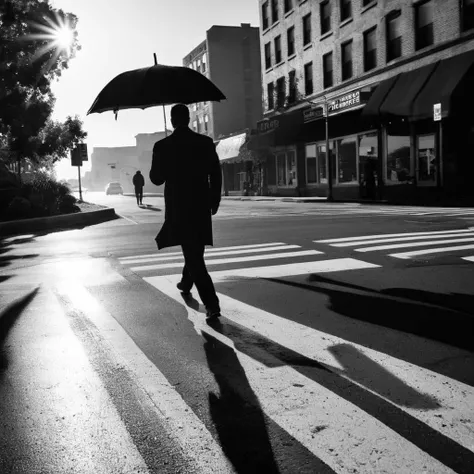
<box><xmin>411</xmin><ymin>49</ymin><xmax>474</xmax><ymax>120</ymax></box>
<box><xmin>379</xmin><ymin>62</ymin><xmax>438</xmax><ymax>117</ymax></box>
<box><xmin>362</xmin><ymin>75</ymin><xmax>400</xmax><ymax>117</ymax></box>
<box><xmin>215</xmin><ymin>132</ymin><xmax>247</xmax><ymax>162</ymax></box>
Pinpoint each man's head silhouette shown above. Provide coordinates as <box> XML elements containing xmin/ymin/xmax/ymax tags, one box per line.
<box><xmin>171</xmin><ymin>104</ymin><xmax>190</xmax><ymax>129</ymax></box>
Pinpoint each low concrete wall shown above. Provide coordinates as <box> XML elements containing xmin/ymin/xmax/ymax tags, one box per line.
<box><xmin>0</xmin><ymin>207</ymin><xmax>118</xmax><ymax>236</ymax></box>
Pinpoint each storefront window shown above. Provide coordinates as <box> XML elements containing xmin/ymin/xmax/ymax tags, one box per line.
<box><xmin>317</xmin><ymin>142</ymin><xmax>335</xmax><ymax>184</ymax></box>
<box><xmin>276</xmin><ymin>150</ymin><xmax>297</xmax><ymax>186</ymax></box>
<box><xmin>358</xmin><ymin>133</ymin><xmax>378</xmax><ymax>185</ymax></box>
<box><xmin>417</xmin><ymin>134</ymin><xmax>436</xmax><ymax>185</ymax></box>
<box><xmin>337</xmin><ymin>137</ymin><xmax>357</xmax><ymax>183</ymax></box>
<box><xmin>306</xmin><ymin>144</ymin><xmax>317</xmax><ymax>184</ymax></box>
<box><xmin>277</xmin><ymin>153</ymin><xmax>286</xmax><ymax>186</ymax></box>
<box><xmin>387</xmin><ymin>134</ymin><xmax>411</xmax><ymax>183</ymax></box>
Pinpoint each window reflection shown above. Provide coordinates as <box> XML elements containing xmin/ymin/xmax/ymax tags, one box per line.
<box><xmin>317</xmin><ymin>142</ymin><xmax>335</xmax><ymax>183</ymax></box>
<box><xmin>417</xmin><ymin>134</ymin><xmax>436</xmax><ymax>184</ymax></box>
<box><xmin>387</xmin><ymin>134</ymin><xmax>411</xmax><ymax>183</ymax></box>
<box><xmin>358</xmin><ymin>133</ymin><xmax>378</xmax><ymax>184</ymax></box>
<box><xmin>337</xmin><ymin>137</ymin><xmax>357</xmax><ymax>183</ymax></box>
<box><xmin>306</xmin><ymin>144</ymin><xmax>317</xmax><ymax>184</ymax></box>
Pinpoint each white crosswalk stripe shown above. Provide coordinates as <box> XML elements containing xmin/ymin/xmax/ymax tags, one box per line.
<box><xmin>140</xmin><ymin>272</ymin><xmax>474</xmax><ymax>473</ymax></box>
<box><xmin>315</xmin><ymin>228</ymin><xmax>474</xmax><ymax>262</ymax></box>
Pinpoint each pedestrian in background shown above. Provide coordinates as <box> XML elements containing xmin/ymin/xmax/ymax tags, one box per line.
<box><xmin>133</xmin><ymin>170</ymin><xmax>145</xmax><ymax>206</ymax></box>
<box><xmin>149</xmin><ymin>104</ymin><xmax>222</xmax><ymax>320</ymax></box>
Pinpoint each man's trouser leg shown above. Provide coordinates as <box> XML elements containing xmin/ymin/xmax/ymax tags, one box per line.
<box><xmin>181</xmin><ymin>243</ymin><xmax>219</xmax><ymax>310</ymax></box>
<box><xmin>139</xmin><ymin>188</ymin><xmax>143</xmax><ymax>204</ymax></box>
<box><xmin>135</xmin><ymin>188</ymin><xmax>140</xmax><ymax>204</ymax></box>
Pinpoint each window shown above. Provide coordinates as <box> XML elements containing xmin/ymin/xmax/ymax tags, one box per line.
<box><xmin>267</xmin><ymin>82</ymin><xmax>275</xmax><ymax>110</ymax></box>
<box><xmin>276</xmin><ymin>77</ymin><xmax>286</xmax><ymax>108</ymax></box>
<box><xmin>417</xmin><ymin>134</ymin><xmax>437</xmax><ymax>185</ymax></box>
<box><xmin>358</xmin><ymin>133</ymin><xmax>378</xmax><ymax>186</ymax></box>
<box><xmin>197</xmin><ymin>58</ymin><xmax>201</xmax><ymax>72</ymax></box>
<box><xmin>287</xmin><ymin>26</ymin><xmax>295</xmax><ymax>56</ymax></box>
<box><xmin>320</xmin><ymin>1</ymin><xmax>332</xmax><ymax>35</ymax></box>
<box><xmin>323</xmin><ymin>52</ymin><xmax>333</xmax><ymax>88</ymax></box>
<box><xmin>341</xmin><ymin>40</ymin><xmax>353</xmax><ymax>80</ymax></box>
<box><xmin>340</xmin><ymin>0</ymin><xmax>352</xmax><ymax>22</ymax></box>
<box><xmin>204</xmin><ymin>115</ymin><xmax>209</xmax><ymax>132</ymax></box>
<box><xmin>262</xmin><ymin>1</ymin><xmax>269</xmax><ymax>30</ymax></box>
<box><xmin>387</xmin><ymin>125</ymin><xmax>411</xmax><ymax>184</ymax></box>
<box><xmin>317</xmin><ymin>142</ymin><xmax>336</xmax><ymax>184</ymax></box>
<box><xmin>363</xmin><ymin>27</ymin><xmax>377</xmax><ymax>71</ymax></box>
<box><xmin>306</xmin><ymin>144</ymin><xmax>317</xmax><ymax>184</ymax></box>
<box><xmin>303</xmin><ymin>13</ymin><xmax>312</xmax><ymax>46</ymax></box>
<box><xmin>415</xmin><ymin>0</ymin><xmax>434</xmax><ymax>50</ymax></box>
<box><xmin>271</xmin><ymin>0</ymin><xmax>279</xmax><ymax>24</ymax></box>
<box><xmin>288</xmin><ymin>70</ymin><xmax>297</xmax><ymax>103</ymax></box>
<box><xmin>304</xmin><ymin>62</ymin><xmax>313</xmax><ymax>95</ymax></box>
<box><xmin>192</xmin><ymin>120</ymin><xmax>197</xmax><ymax>132</ymax></box>
<box><xmin>274</xmin><ymin>35</ymin><xmax>282</xmax><ymax>63</ymax></box>
<box><xmin>462</xmin><ymin>0</ymin><xmax>474</xmax><ymax>31</ymax></box>
<box><xmin>202</xmin><ymin>53</ymin><xmax>207</xmax><ymax>72</ymax></box>
<box><xmin>284</xmin><ymin>0</ymin><xmax>293</xmax><ymax>13</ymax></box>
<box><xmin>386</xmin><ymin>10</ymin><xmax>402</xmax><ymax>61</ymax></box>
<box><xmin>337</xmin><ymin>137</ymin><xmax>358</xmax><ymax>183</ymax></box>
<box><xmin>265</xmin><ymin>42</ymin><xmax>272</xmax><ymax>69</ymax></box>
<box><xmin>277</xmin><ymin>151</ymin><xmax>297</xmax><ymax>186</ymax></box>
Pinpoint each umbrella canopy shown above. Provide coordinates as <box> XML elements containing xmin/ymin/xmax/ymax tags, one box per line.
<box><xmin>87</xmin><ymin>63</ymin><xmax>226</xmax><ymax>115</ymax></box>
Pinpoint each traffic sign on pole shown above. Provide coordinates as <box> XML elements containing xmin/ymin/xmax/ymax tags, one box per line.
<box><xmin>433</xmin><ymin>103</ymin><xmax>441</xmax><ymax>121</ymax></box>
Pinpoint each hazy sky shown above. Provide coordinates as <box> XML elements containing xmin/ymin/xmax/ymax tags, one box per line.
<box><xmin>49</xmin><ymin>0</ymin><xmax>259</xmax><ymax>178</ymax></box>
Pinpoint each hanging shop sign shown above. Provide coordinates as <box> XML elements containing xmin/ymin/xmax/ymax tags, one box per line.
<box><xmin>303</xmin><ymin>106</ymin><xmax>324</xmax><ymax>123</ymax></box>
<box><xmin>327</xmin><ymin>90</ymin><xmax>364</xmax><ymax>114</ymax></box>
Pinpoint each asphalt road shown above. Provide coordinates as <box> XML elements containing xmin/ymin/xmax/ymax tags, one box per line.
<box><xmin>1</xmin><ymin>193</ymin><xmax>474</xmax><ymax>473</ymax></box>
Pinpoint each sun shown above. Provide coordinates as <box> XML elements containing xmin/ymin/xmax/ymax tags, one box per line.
<box><xmin>24</xmin><ymin>12</ymin><xmax>77</xmax><ymax>72</ymax></box>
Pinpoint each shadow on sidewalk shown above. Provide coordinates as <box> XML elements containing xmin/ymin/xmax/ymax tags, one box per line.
<box><xmin>0</xmin><ymin>287</ymin><xmax>40</xmax><ymax>372</ymax></box>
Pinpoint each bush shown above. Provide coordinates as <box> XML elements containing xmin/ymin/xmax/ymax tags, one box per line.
<box><xmin>7</xmin><ymin>196</ymin><xmax>31</xmax><ymax>219</ymax></box>
<box><xmin>58</xmin><ymin>194</ymin><xmax>78</xmax><ymax>214</ymax></box>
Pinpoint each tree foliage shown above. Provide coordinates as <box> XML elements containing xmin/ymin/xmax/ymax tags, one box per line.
<box><xmin>0</xmin><ymin>0</ymin><xmax>85</xmax><ymax>168</ymax></box>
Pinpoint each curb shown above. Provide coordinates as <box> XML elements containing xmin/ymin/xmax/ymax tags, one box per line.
<box><xmin>0</xmin><ymin>207</ymin><xmax>118</xmax><ymax>236</ymax></box>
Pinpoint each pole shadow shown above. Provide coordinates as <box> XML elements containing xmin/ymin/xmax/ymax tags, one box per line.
<box><xmin>0</xmin><ymin>287</ymin><xmax>40</xmax><ymax>373</ymax></box>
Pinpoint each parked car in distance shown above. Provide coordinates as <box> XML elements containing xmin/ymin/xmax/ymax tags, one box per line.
<box><xmin>105</xmin><ymin>182</ymin><xmax>123</xmax><ymax>195</ymax></box>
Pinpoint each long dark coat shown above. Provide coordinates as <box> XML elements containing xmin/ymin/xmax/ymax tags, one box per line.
<box><xmin>149</xmin><ymin>127</ymin><xmax>222</xmax><ymax>250</ymax></box>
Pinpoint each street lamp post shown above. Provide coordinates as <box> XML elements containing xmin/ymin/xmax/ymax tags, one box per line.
<box><xmin>325</xmin><ymin>101</ymin><xmax>334</xmax><ymax>202</ymax></box>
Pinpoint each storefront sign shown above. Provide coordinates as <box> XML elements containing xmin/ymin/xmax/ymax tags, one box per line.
<box><xmin>328</xmin><ymin>90</ymin><xmax>362</xmax><ymax>114</ymax></box>
<box><xmin>257</xmin><ymin>118</ymin><xmax>280</xmax><ymax>133</ymax></box>
<box><xmin>433</xmin><ymin>103</ymin><xmax>441</xmax><ymax>121</ymax></box>
<box><xmin>303</xmin><ymin>106</ymin><xmax>324</xmax><ymax>123</ymax></box>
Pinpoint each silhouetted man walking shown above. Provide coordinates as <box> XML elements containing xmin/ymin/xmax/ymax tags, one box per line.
<box><xmin>149</xmin><ymin>104</ymin><xmax>222</xmax><ymax>319</ymax></box>
<box><xmin>133</xmin><ymin>170</ymin><xmax>145</xmax><ymax>205</ymax></box>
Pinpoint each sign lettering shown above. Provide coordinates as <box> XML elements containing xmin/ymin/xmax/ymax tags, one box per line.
<box><xmin>433</xmin><ymin>103</ymin><xmax>441</xmax><ymax>121</ymax></box>
<box><xmin>257</xmin><ymin>119</ymin><xmax>280</xmax><ymax>133</ymax></box>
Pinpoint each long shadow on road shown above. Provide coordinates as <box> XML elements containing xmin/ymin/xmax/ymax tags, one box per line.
<box><xmin>211</xmin><ymin>318</ymin><xmax>474</xmax><ymax>474</ymax></box>
<box><xmin>0</xmin><ymin>287</ymin><xmax>40</xmax><ymax>373</ymax></box>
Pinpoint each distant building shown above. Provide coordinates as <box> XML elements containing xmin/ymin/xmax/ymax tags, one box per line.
<box><xmin>183</xmin><ymin>23</ymin><xmax>263</xmax><ymax>141</ymax></box>
<box><xmin>251</xmin><ymin>0</ymin><xmax>474</xmax><ymax>203</ymax></box>
<box><xmin>90</xmin><ymin>131</ymin><xmax>169</xmax><ymax>193</ymax></box>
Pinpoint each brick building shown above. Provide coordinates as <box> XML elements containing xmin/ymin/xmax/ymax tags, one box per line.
<box><xmin>251</xmin><ymin>0</ymin><xmax>474</xmax><ymax>203</ymax></box>
<box><xmin>183</xmin><ymin>24</ymin><xmax>263</xmax><ymax>194</ymax></box>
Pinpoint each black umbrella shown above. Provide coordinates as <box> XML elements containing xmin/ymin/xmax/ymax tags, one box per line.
<box><xmin>87</xmin><ymin>54</ymin><xmax>226</xmax><ymax>133</ymax></box>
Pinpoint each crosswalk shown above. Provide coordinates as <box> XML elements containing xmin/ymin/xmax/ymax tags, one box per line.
<box><xmin>216</xmin><ymin>203</ymin><xmax>474</xmax><ymax>220</ymax></box>
<box><xmin>111</xmin><ymin>244</ymin><xmax>474</xmax><ymax>473</ymax></box>
<box><xmin>117</xmin><ymin>241</ymin><xmax>380</xmax><ymax>279</ymax></box>
<box><xmin>315</xmin><ymin>228</ymin><xmax>474</xmax><ymax>261</ymax></box>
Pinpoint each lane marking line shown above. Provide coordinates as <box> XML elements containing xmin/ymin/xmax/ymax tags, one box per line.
<box><xmin>121</xmin><ymin>245</ymin><xmax>302</xmax><ymax>264</ymax></box>
<box><xmin>356</xmin><ymin>237</ymin><xmax>474</xmax><ymax>253</ymax></box>
<box><xmin>315</xmin><ymin>228</ymin><xmax>472</xmax><ymax>244</ymax></box>
<box><xmin>130</xmin><ymin>250</ymin><xmax>323</xmax><ymax>272</ymax></box>
<box><xmin>461</xmin><ymin>256</ymin><xmax>474</xmax><ymax>262</ymax></box>
<box><xmin>332</xmin><ymin>232</ymin><xmax>474</xmax><ymax>247</ymax></box>
<box><xmin>390</xmin><ymin>244</ymin><xmax>474</xmax><ymax>259</ymax></box>
<box><xmin>118</xmin><ymin>242</ymin><xmax>287</xmax><ymax>260</ymax></box>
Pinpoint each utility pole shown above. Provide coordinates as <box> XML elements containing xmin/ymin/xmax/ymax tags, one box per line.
<box><xmin>325</xmin><ymin>101</ymin><xmax>334</xmax><ymax>202</ymax></box>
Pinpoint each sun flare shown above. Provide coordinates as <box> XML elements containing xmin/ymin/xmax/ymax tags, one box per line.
<box><xmin>24</xmin><ymin>12</ymin><xmax>77</xmax><ymax>73</ymax></box>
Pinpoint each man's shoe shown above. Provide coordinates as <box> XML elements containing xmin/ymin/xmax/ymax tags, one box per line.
<box><xmin>177</xmin><ymin>282</ymin><xmax>191</xmax><ymax>296</ymax></box>
<box><xmin>206</xmin><ymin>306</ymin><xmax>221</xmax><ymax>319</ymax></box>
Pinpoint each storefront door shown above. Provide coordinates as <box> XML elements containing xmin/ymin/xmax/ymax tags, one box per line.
<box><xmin>358</xmin><ymin>133</ymin><xmax>379</xmax><ymax>199</ymax></box>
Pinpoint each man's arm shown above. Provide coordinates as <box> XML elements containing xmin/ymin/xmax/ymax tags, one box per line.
<box><xmin>208</xmin><ymin>139</ymin><xmax>222</xmax><ymax>215</ymax></box>
<box><xmin>149</xmin><ymin>141</ymin><xmax>166</xmax><ymax>186</ymax></box>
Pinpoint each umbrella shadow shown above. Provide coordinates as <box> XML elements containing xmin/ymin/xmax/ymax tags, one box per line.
<box><xmin>0</xmin><ymin>287</ymin><xmax>40</xmax><ymax>373</ymax></box>
<box><xmin>210</xmin><ymin>318</ymin><xmax>474</xmax><ymax>474</ymax></box>
<box><xmin>202</xmin><ymin>331</ymin><xmax>280</xmax><ymax>473</ymax></box>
